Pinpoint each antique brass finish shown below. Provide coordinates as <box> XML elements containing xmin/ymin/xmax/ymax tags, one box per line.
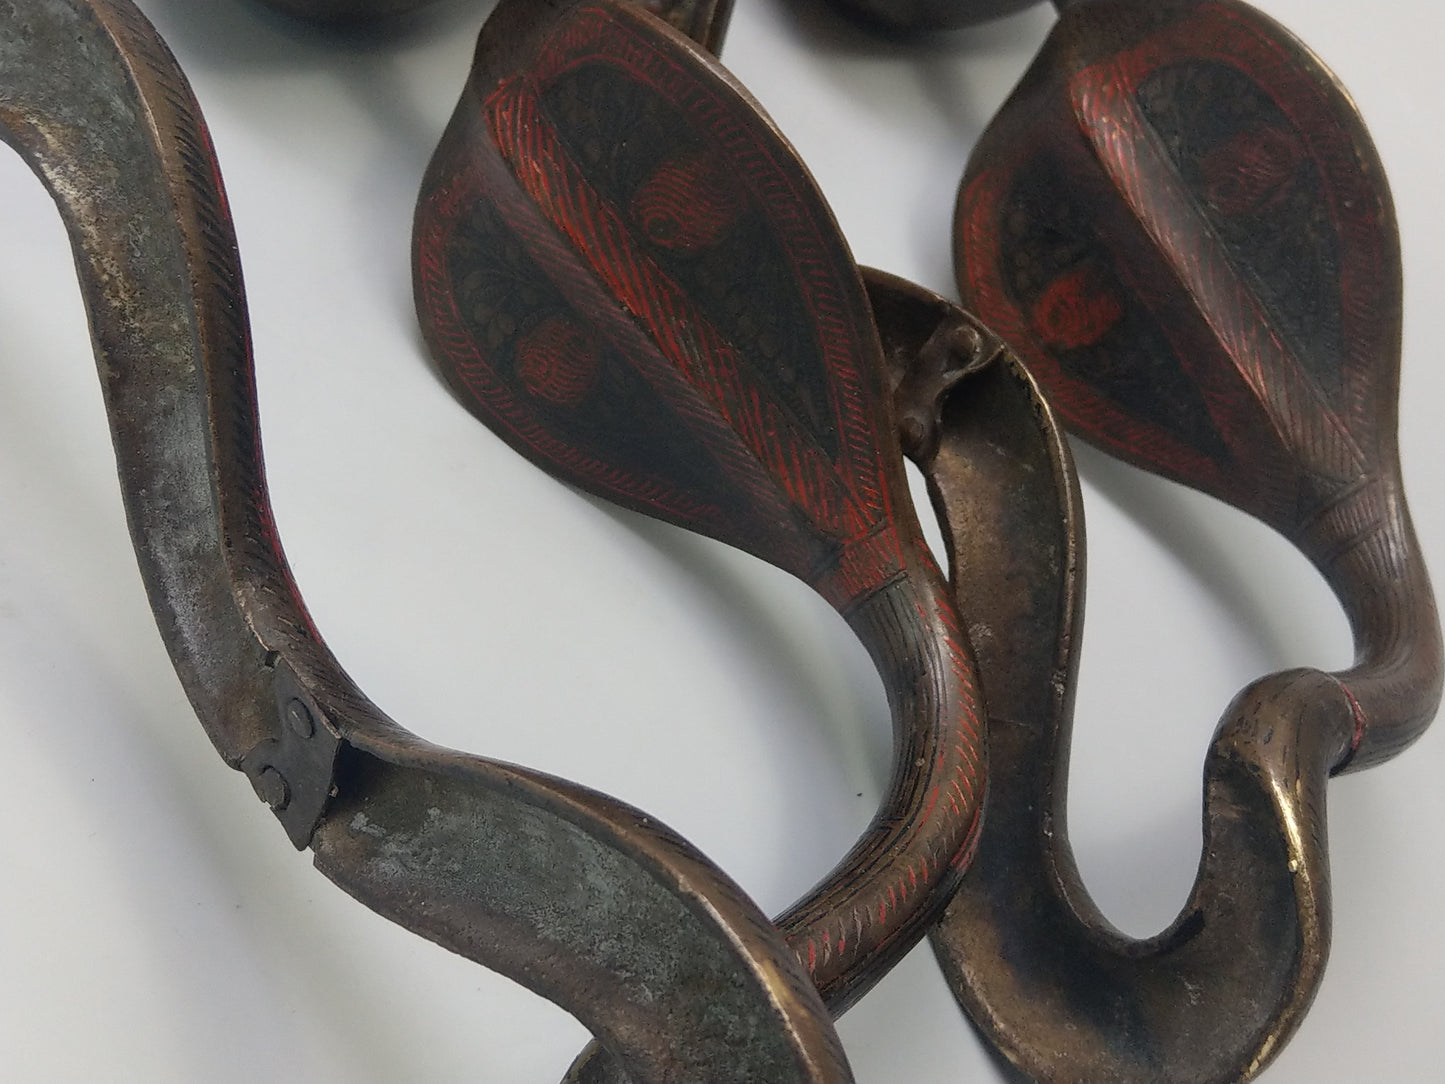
<box><xmin>414</xmin><ymin>0</ymin><xmax>987</xmax><ymax>1015</ymax></box>
<box><xmin>0</xmin><ymin>3</ymin><xmax>852</xmax><ymax>1081</ymax></box>
<box><xmin>934</xmin><ymin>1</ymin><xmax>1443</xmax><ymax>1080</ymax></box>
<box><xmin>0</xmin><ymin>0</ymin><xmax>1438</xmax><ymax>1080</ymax></box>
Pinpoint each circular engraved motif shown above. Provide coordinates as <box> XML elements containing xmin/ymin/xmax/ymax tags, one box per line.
<box><xmin>1030</xmin><ymin>263</ymin><xmax>1124</xmax><ymax>350</ymax></box>
<box><xmin>631</xmin><ymin>150</ymin><xmax>743</xmax><ymax>252</ymax></box>
<box><xmin>516</xmin><ymin>316</ymin><xmax>600</xmax><ymax>406</ymax></box>
<box><xmin>1200</xmin><ymin>125</ymin><xmax>1303</xmax><ymax>215</ymax></box>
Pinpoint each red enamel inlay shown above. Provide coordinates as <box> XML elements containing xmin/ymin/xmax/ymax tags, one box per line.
<box><xmin>632</xmin><ymin>149</ymin><xmax>743</xmax><ymax>251</ymax></box>
<box><xmin>1199</xmin><ymin>125</ymin><xmax>1303</xmax><ymax>215</ymax></box>
<box><xmin>516</xmin><ymin>316</ymin><xmax>600</xmax><ymax>406</ymax></box>
<box><xmin>414</xmin><ymin>1</ymin><xmax>990</xmax><ymax>1008</ymax></box>
<box><xmin>1030</xmin><ymin>263</ymin><xmax>1124</xmax><ymax>351</ymax></box>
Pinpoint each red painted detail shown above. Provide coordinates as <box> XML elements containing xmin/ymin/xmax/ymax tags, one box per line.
<box><xmin>951</xmin><ymin>778</ymin><xmax>973</xmax><ymax>813</ymax></box>
<box><xmin>919</xmin><ymin>785</ymin><xmax>940</xmax><ymax>828</ymax></box>
<box><xmin>502</xmin><ymin>4</ymin><xmax>894</xmax><ymax>535</ymax></box>
<box><xmin>415</xmin><ymin>156</ymin><xmax>730</xmax><ymax>530</ymax></box>
<box><xmin>1339</xmin><ymin>679</ymin><xmax>1368</xmax><ymax>756</ymax></box>
<box><xmin>816</xmin><ymin>523</ymin><xmax>907</xmax><ymax>612</ymax></box>
<box><xmin>516</xmin><ymin>316</ymin><xmax>600</xmax><ymax>405</ymax></box>
<box><xmin>964</xmin><ymin>2</ymin><xmax>1395</xmax><ymax>531</ymax></box>
<box><xmin>949</xmin><ymin>803</ymin><xmax>985</xmax><ymax>870</ymax></box>
<box><xmin>488</xmin><ymin>86</ymin><xmax>880</xmax><ymax>546</ymax></box>
<box><xmin>961</xmin><ymin>159</ymin><xmax>1220</xmax><ymax>481</ymax></box>
<box><xmin>1199</xmin><ymin>125</ymin><xmax>1302</xmax><ymax>216</ymax></box>
<box><xmin>632</xmin><ymin>149</ymin><xmax>743</xmax><ymax>251</ymax></box>
<box><xmin>954</xmin><ymin>739</ymin><xmax>982</xmax><ymax>778</ymax></box>
<box><xmin>1064</xmin><ymin>4</ymin><xmax>1386</xmax><ymax>476</ymax></box>
<box><xmin>420</xmin><ymin>2</ymin><xmax>992</xmax><ymax>1008</ymax></box>
<box><xmin>1031</xmin><ymin>264</ymin><xmax>1124</xmax><ymax>350</ymax></box>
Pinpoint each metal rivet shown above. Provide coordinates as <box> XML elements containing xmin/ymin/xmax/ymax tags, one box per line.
<box><xmin>899</xmin><ymin>414</ymin><xmax>928</xmax><ymax>457</ymax></box>
<box><xmin>285</xmin><ymin>697</ymin><xmax>315</xmax><ymax>739</ymax></box>
<box><xmin>944</xmin><ymin>322</ymin><xmax>982</xmax><ymax>368</ymax></box>
<box><xmin>256</xmin><ymin>766</ymin><xmax>290</xmax><ymax>811</ymax></box>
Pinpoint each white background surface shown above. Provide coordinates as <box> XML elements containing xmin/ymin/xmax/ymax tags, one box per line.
<box><xmin>0</xmin><ymin>0</ymin><xmax>1440</xmax><ymax>1080</ymax></box>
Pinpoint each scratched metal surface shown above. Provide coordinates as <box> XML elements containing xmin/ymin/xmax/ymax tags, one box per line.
<box><xmin>0</xmin><ymin>0</ymin><xmax>1438</xmax><ymax>1080</ymax></box>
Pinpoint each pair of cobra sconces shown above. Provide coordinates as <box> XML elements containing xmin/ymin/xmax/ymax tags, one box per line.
<box><xmin>0</xmin><ymin>0</ymin><xmax>1437</xmax><ymax>1081</ymax></box>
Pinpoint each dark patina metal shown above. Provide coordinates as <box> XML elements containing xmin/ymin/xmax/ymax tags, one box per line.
<box><xmin>0</xmin><ymin>0</ymin><xmax>1439</xmax><ymax>1081</ymax></box>
<box><xmin>414</xmin><ymin>0</ymin><xmax>987</xmax><ymax>1017</ymax></box>
<box><xmin>0</xmin><ymin>3</ymin><xmax>856</xmax><ymax>1081</ymax></box>
<box><xmin>928</xmin><ymin>1</ymin><xmax>1443</xmax><ymax>1080</ymax></box>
